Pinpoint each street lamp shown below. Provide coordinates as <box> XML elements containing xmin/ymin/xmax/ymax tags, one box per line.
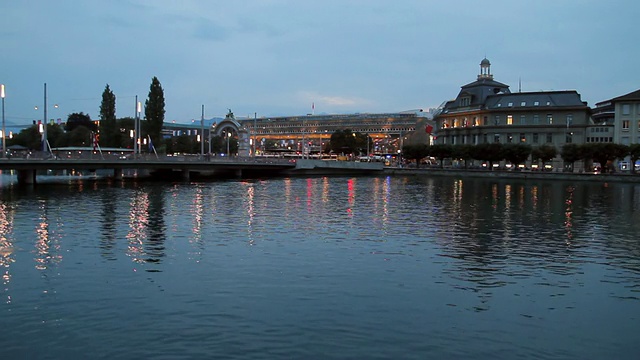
<box><xmin>226</xmin><ymin>131</ymin><xmax>231</xmax><ymax>156</ymax></box>
<box><xmin>42</xmin><ymin>83</ymin><xmax>48</xmax><ymax>154</ymax></box>
<box><xmin>1</xmin><ymin>84</ymin><xmax>5</xmax><ymax>158</ymax></box>
<box><xmin>200</xmin><ymin>105</ymin><xmax>205</xmax><ymax>159</ymax></box>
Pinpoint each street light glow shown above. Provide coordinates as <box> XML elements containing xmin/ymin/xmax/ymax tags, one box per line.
<box><xmin>0</xmin><ymin>84</ymin><xmax>5</xmax><ymax>98</ymax></box>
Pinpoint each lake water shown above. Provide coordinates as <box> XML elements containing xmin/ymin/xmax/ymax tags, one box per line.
<box><xmin>0</xmin><ymin>173</ymin><xmax>639</xmax><ymax>359</ymax></box>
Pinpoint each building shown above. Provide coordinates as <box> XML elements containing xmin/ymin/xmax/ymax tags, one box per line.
<box><xmin>592</xmin><ymin>89</ymin><xmax>640</xmax><ymax>146</ymax></box>
<box><xmin>433</xmin><ymin>59</ymin><xmax>591</xmax><ymax>160</ymax></box>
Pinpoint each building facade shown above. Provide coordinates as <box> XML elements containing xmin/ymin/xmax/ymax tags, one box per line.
<box><xmin>433</xmin><ymin>59</ymin><xmax>591</xmax><ymax>158</ymax></box>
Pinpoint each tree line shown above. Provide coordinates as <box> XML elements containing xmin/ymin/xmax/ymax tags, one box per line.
<box><xmin>402</xmin><ymin>142</ymin><xmax>640</xmax><ymax>174</ymax></box>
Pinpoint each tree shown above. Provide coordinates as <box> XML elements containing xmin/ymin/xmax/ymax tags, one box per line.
<box><xmin>328</xmin><ymin>129</ymin><xmax>358</xmax><ymax>154</ymax></box>
<box><xmin>502</xmin><ymin>143</ymin><xmax>532</xmax><ymax>170</ymax></box>
<box><xmin>429</xmin><ymin>144</ymin><xmax>454</xmax><ymax>168</ymax></box>
<box><xmin>402</xmin><ymin>144</ymin><xmax>430</xmax><ymax>168</ymax></box>
<box><xmin>65</xmin><ymin>112</ymin><xmax>96</xmax><ymax>132</ymax></box>
<box><xmin>629</xmin><ymin>143</ymin><xmax>640</xmax><ymax>174</ymax></box>
<box><xmin>474</xmin><ymin>143</ymin><xmax>504</xmax><ymax>170</ymax></box>
<box><xmin>145</xmin><ymin>77</ymin><xmax>165</xmax><ymax>152</ymax></box>
<box><xmin>99</xmin><ymin>84</ymin><xmax>118</xmax><ymax>147</ymax></box>
<box><xmin>452</xmin><ymin>144</ymin><xmax>475</xmax><ymax>168</ymax></box>
<box><xmin>590</xmin><ymin>143</ymin><xmax>628</xmax><ymax>174</ymax></box>
<box><xmin>561</xmin><ymin>144</ymin><xmax>583</xmax><ymax>172</ymax></box>
<box><xmin>532</xmin><ymin>145</ymin><xmax>557</xmax><ymax>170</ymax></box>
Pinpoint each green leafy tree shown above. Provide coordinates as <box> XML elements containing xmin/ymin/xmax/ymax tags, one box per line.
<box><xmin>99</xmin><ymin>84</ymin><xmax>118</xmax><ymax>147</ymax></box>
<box><xmin>144</xmin><ymin>77</ymin><xmax>165</xmax><ymax>152</ymax></box>
<box><xmin>502</xmin><ymin>143</ymin><xmax>532</xmax><ymax>169</ymax></box>
<box><xmin>590</xmin><ymin>143</ymin><xmax>628</xmax><ymax>174</ymax></box>
<box><xmin>402</xmin><ymin>144</ymin><xmax>430</xmax><ymax>168</ymax></box>
<box><xmin>58</xmin><ymin>126</ymin><xmax>93</xmax><ymax>147</ymax></box>
<box><xmin>474</xmin><ymin>143</ymin><xmax>504</xmax><ymax>170</ymax></box>
<box><xmin>561</xmin><ymin>144</ymin><xmax>583</xmax><ymax>172</ymax></box>
<box><xmin>7</xmin><ymin>125</ymin><xmax>42</xmax><ymax>150</ymax></box>
<box><xmin>532</xmin><ymin>145</ymin><xmax>557</xmax><ymax>170</ymax></box>
<box><xmin>429</xmin><ymin>144</ymin><xmax>454</xmax><ymax>168</ymax></box>
<box><xmin>65</xmin><ymin>112</ymin><xmax>96</xmax><ymax>132</ymax></box>
<box><xmin>452</xmin><ymin>144</ymin><xmax>475</xmax><ymax>168</ymax></box>
<box><xmin>329</xmin><ymin>129</ymin><xmax>357</xmax><ymax>154</ymax></box>
<box><xmin>629</xmin><ymin>143</ymin><xmax>640</xmax><ymax>174</ymax></box>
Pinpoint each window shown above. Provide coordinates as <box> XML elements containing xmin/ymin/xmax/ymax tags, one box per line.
<box><xmin>521</xmin><ymin>101</ymin><xmax>526</xmax><ymax>107</ymax></box>
<box><xmin>547</xmin><ymin>114</ymin><xmax>553</xmax><ymax>124</ymax></box>
<box><xmin>520</xmin><ymin>133</ymin><xmax>526</xmax><ymax>142</ymax></box>
<box><xmin>483</xmin><ymin>116</ymin><xmax>488</xmax><ymax>125</ymax></box>
<box><xmin>638</xmin><ymin>120</ymin><xmax>640</xmax><ymax>130</ymax></box>
<box><xmin>497</xmin><ymin>103</ymin><xmax>502</xmax><ymax>107</ymax></box>
<box><xmin>621</xmin><ymin>136</ymin><xmax>630</xmax><ymax>145</ymax></box>
<box><xmin>508</xmin><ymin>102</ymin><xmax>513</xmax><ymax>107</ymax></box>
<box><xmin>534</xmin><ymin>101</ymin><xmax>540</xmax><ymax>106</ymax></box>
<box><xmin>520</xmin><ymin>115</ymin><xmax>526</xmax><ymax>125</ymax></box>
<box><xmin>533</xmin><ymin>114</ymin><xmax>539</xmax><ymax>124</ymax></box>
<box><xmin>494</xmin><ymin>116</ymin><xmax>500</xmax><ymax>125</ymax></box>
<box><xmin>623</xmin><ymin>120</ymin><xmax>630</xmax><ymax>130</ymax></box>
<box><xmin>507</xmin><ymin>115</ymin><xmax>513</xmax><ymax>125</ymax></box>
<box><xmin>473</xmin><ymin>134</ymin><xmax>479</xmax><ymax>144</ymax></box>
<box><xmin>483</xmin><ymin>133</ymin><xmax>488</xmax><ymax>143</ymax></box>
<box><xmin>566</xmin><ymin>114</ymin><xmax>573</xmax><ymax>127</ymax></box>
<box><xmin>460</xmin><ymin>97</ymin><xmax>471</xmax><ymax>107</ymax></box>
<box><xmin>494</xmin><ymin>134</ymin><xmax>500</xmax><ymax>143</ymax></box>
<box><xmin>473</xmin><ymin>117</ymin><xmax>479</xmax><ymax>126</ymax></box>
<box><xmin>533</xmin><ymin>133</ymin><xmax>539</xmax><ymax>143</ymax></box>
<box><xmin>507</xmin><ymin>133</ymin><xmax>513</xmax><ymax>143</ymax></box>
<box><xmin>622</xmin><ymin>104</ymin><xmax>630</xmax><ymax>115</ymax></box>
<box><xmin>546</xmin><ymin>101</ymin><xmax>551</xmax><ymax>106</ymax></box>
<box><xmin>566</xmin><ymin>132</ymin><xmax>573</xmax><ymax>143</ymax></box>
<box><xmin>546</xmin><ymin>133</ymin><xmax>553</xmax><ymax>143</ymax></box>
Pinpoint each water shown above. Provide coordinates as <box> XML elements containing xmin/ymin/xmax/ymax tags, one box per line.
<box><xmin>0</xmin><ymin>174</ymin><xmax>639</xmax><ymax>359</ymax></box>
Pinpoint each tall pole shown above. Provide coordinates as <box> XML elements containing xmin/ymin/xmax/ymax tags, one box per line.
<box><xmin>1</xmin><ymin>84</ymin><xmax>5</xmax><ymax>158</ymax></box>
<box><xmin>137</xmin><ymin>99</ymin><xmax>142</xmax><ymax>156</ymax></box>
<box><xmin>226</xmin><ymin>131</ymin><xmax>230</xmax><ymax>156</ymax></box>
<box><xmin>200</xmin><ymin>104</ymin><xmax>205</xmax><ymax>159</ymax></box>
<box><xmin>134</xmin><ymin>95</ymin><xmax>138</xmax><ymax>159</ymax></box>
<box><xmin>43</xmin><ymin>83</ymin><xmax>48</xmax><ymax>153</ymax></box>
<box><xmin>253</xmin><ymin>112</ymin><xmax>257</xmax><ymax>157</ymax></box>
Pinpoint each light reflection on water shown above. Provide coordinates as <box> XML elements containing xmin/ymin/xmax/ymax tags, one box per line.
<box><xmin>0</xmin><ymin>174</ymin><xmax>639</xmax><ymax>359</ymax></box>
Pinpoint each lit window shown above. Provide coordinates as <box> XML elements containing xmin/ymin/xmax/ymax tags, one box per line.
<box><xmin>534</xmin><ymin>101</ymin><xmax>539</xmax><ymax>106</ymax></box>
<box><xmin>521</xmin><ymin>101</ymin><xmax>526</xmax><ymax>106</ymax></box>
<box><xmin>547</xmin><ymin>114</ymin><xmax>553</xmax><ymax>124</ymax></box>
<box><xmin>546</xmin><ymin>101</ymin><xmax>551</xmax><ymax>106</ymax></box>
<box><xmin>507</xmin><ymin>133</ymin><xmax>513</xmax><ymax>143</ymax></box>
<box><xmin>508</xmin><ymin>102</ymin><xmax>513</xmax><ymax>107</ymax></box>
<box><xmin>520</xmin><ymin>133</ymin><xmax>526</xmax><ymax>142</ymax></box>
<box><xmin>507</xmin><ymin>115</ymin><xmax>513</xmax><ymax>125</ymax></box>
<box><xmin>497</xmin><ymin>103</ymin><xmax>502</xmax><ymax>107</ymax></box>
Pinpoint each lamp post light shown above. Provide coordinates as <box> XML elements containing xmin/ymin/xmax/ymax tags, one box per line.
<box><xmin>1</xmin><ymin>84</ymin><xmax>5</xmax><ymax>158</ymax></box>
<box><xmin>42</xmin><ymin>83</ymin><xmax>48</xmax><ymax>154</ymax></box>
<box><xmin>227</xmin><ymin>131</ymin><xmax>231</xmax><ymax>157</ymax></box>
<box><xmin>200</xmin><ymin>105</ymin><xmax>205</xmax><ymax>160</ymax></box>
<box><xmin>253</xmin><ymin>112</ymin><xmax>257</xmax><ymax>158</ymax></box>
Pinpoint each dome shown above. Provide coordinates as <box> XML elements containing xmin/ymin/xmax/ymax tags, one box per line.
<box><xmin>480</xmin><ymin>58</ymin><xmax>491</xmax><ymax>66</ymax></box>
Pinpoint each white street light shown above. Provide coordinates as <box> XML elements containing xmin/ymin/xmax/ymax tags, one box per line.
<box><xmin>1</xmin><ymin>84</ymin><xmax>5</xmax><ymax>158</ymax></box>
<box><xmin>227</xmin><ymin>131</ymin><xmax>231</xmax><ymax>156</ymax></box>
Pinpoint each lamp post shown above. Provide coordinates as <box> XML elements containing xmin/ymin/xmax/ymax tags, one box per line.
<box><xmin>42</xmin><ymin>83</ymin><xmax>48</xmax><ymax>154</ymax></box>
<box><xmin>1</xmin><ymin>84</ymin><xmax>5</xmax><ymax>158</ymax></box>
<box><xmin>200</xmin><ymin>104</ymin><xmax>205</xmax><ymax>159</ymax></box>
<box><xmin>253</xmin><ymin>112</ymin><xmax>257</xmax><ymax>157</ymax></box>
<box><xmin>227</xmin><ymin>131</ymin><xmax>231</xmax><ymax>156</ymax></box>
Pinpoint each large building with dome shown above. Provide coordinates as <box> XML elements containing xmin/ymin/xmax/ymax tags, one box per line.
<box><xmin>432</xmin><ymin>58</ymin><xmax>594</xmax><ymax>151</ymax></box>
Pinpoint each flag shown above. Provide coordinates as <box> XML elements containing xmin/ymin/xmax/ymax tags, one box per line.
<box><xmin>92</xmin><ymin>132</ymin><xmax>99</xmax><ymax>151</ymax></box>
<box><xmin>148</xmin><ymin>135</ymin><xmax>154</xmax><ymax>152</ymax></box>
<box><xmin>425</xmin><ymin>124</ymin><xmax>433</xmax><ymax>134</ymax></box>
<box><xmin>312</xmin><ymin>102</ymin><xmax>315</xmax><ymax>110</ymax></box>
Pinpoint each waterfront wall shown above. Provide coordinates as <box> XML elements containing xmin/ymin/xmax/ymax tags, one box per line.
<box><xmin>383</xmin><ymin>167</ymin><xmax>640</xmax><ymax>183</ymax></box>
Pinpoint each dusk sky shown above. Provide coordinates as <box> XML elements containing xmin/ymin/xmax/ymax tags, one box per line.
<box><xmin>1</xmin><ymin>0</ymin><xmax>639</xmax><ymax>127</ymax></box>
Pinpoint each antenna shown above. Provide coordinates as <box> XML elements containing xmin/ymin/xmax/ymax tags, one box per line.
<box><xmin>518</xmin><ymin>77</ymin><xmax>522</xmax><ymax>93</ymax></box>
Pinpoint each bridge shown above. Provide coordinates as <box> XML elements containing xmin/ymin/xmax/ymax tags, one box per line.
<box><xmin>0</xmin><ymin>155</ymin><xmax>384</xmax><ymax>185</ymax></box>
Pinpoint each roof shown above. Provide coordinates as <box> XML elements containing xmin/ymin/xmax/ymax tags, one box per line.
<box><xmin>484</xmin><ymin>91</ymin><xmax>587</xmax><ymax>109</ymax></box>
<box><xmin>595</xmin><ymin>89</ymin><xmax>640</xmax><ymax>106</ymax></box>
